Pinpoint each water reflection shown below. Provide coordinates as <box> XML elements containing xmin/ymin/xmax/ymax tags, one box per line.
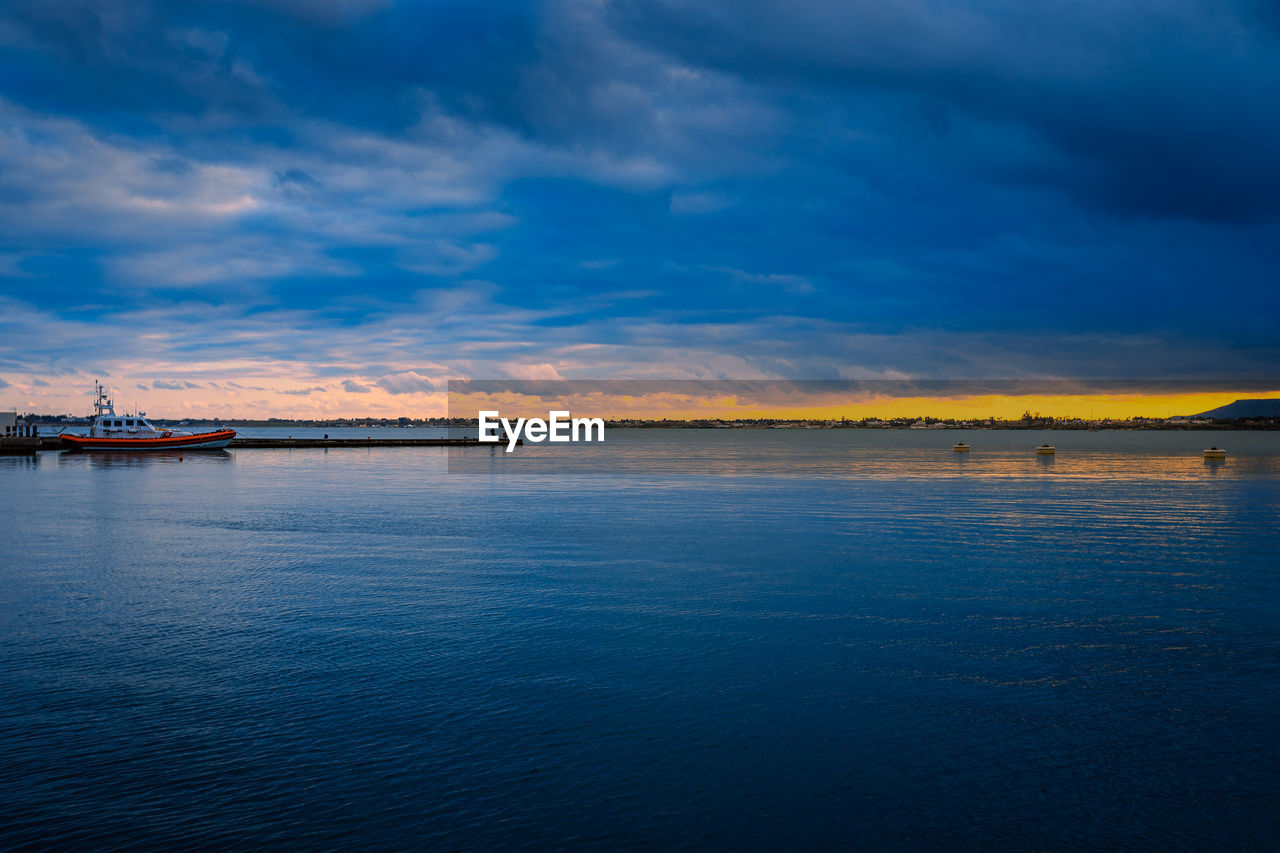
<box><xmin>59</xmin><ymin>449</ymin><xmax>232</xmax><ymax>468</ymax></box>
<box><xmin>448</xmin><ymin>430</ymin><xmax>1280</xmax><ymax>481</ymax></box>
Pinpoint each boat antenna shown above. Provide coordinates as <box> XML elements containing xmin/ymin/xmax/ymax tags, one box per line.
<box><xmin>93</xmin><ymin>380</ymin><xmax>114</xmax><ymax>417</ymax></box>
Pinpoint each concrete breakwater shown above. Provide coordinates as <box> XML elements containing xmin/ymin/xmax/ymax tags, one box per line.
<box><xmin>227</xmin><ymin>437</ymin><xmax>502</xmax><ymax>448</ymax></box>
<box><xmin>32</xmin><ymin>436</ymin><xmax>507</xmax><ymax>450</ymax></box>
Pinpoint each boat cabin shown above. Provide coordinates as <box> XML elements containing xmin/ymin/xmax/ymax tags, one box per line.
<box><xmin>87</xmin><ymin>383</ymin><xmax>170</xmax><ymax>439</ymax></box>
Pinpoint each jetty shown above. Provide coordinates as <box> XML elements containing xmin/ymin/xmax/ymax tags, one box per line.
<box><xmin>32</xmin><ymin>435</ymin><xmax>506</xmax><ymax>450</ymax></box>
<box><xmin>2</xmin><ymin>419</ymin><xmax>41</xmax><ymax>455</ymax></box>
<box><xmin>1</xmin><ymin>437</ymin><xmax>42</xmax><ymax>455</ymax></box>
<box><xmin>227</xmin><ymin>437</ymin><xmax>501</xmax><ymax>448</ymax></box>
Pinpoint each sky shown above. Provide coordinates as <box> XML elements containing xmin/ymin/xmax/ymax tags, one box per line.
<box><xmin>2</xmin><ymin>0</ymin><xmax>1279</xmax><ymax>418</ymax></box>
<box><xmin>447</xmin><ymin>380</ymin><xmax>1280</xmax><ymax>421</ymax></box>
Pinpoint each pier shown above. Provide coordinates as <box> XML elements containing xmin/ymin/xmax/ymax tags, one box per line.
<box><xmin>31</xmin><ymin>435</ymin><xmax>506</xmax><ymax>450</ymax></box>
<box><xmin>226</xmin><ymin>437</ymin><xmax>502</xmax><ymax>448</ymax></box>
<box><xmin>1</xmin><ymin>437</ymin><xmax>42</xmax><ymax>455</ymax></box>
<box><xmin>1</xmin><ymin>419</ymin><xmax>41</xmax><ymax>455</ymax></box>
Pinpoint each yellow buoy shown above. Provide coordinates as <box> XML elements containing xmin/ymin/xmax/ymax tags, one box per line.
<box><xmin>953</xmin><ymin>443</ymin><xmax>970</xmax><ymax>452</ymax></box>
<box><xmin>1203</xmin><ymin>446</ymin><xmax>1226</xmax><ymax>459</ymax></box>
<box><xmin>1036</xmin><ymin>444</ymin><xmax>1055</xmax><ymax>455</ymax></box>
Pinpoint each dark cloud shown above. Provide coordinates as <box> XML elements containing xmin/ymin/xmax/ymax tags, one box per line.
<box><xmin>275</xmin><ymin>168</ymin><xmax>317</xmax><ymax>187</ymax></box>
<box><xmin>0</xmin><ymin>0</ymin><xmax>539</xmax><ymax>133</ymax></box>
<box><xmin>342</xmin><ymin>379</ymin><xmax>371</xmax><ymax>393</ymax></box>
<box><xmin>609</xmin><ymin>0</ymin><xmax>1280</xmax><ymax>223</ymax></box>
<box><xmin>0</xmin><ymin>0</ymin><xmax>1276</xmax><ymax>385</ymax></box>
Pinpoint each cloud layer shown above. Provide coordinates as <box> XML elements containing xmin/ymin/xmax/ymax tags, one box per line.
<box><xmin>1</xmin><ymin>0</ymin><xmax>1277</xmax><ymax>415</ymax></box>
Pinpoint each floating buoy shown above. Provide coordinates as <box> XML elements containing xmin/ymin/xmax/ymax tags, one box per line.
<box><xmin>953</xmin><ymin>442</ymin><xmax>970</xmax><ymax>452</ymax></box>
<box><xmin>1203</xmin><ymin>446</ymin><xmax>1226</xmax><ymax>459</ymax></box>
<box><xmin>1036</xmin><ymin>444</ymin><xmax>1056</xmax><ymax>455</ymax></box>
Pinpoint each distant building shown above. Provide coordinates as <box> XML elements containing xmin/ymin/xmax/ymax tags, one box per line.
<box><xmin>0</xmin><ymin>412</ymin><xmax>15</xmax><ymax>434</ymax></box>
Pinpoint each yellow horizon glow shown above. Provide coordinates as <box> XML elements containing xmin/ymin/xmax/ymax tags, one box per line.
<box><xmin>448</xmin><ymin>391</ymin><xmax>1280</xmax><ymax>422</ymax></box>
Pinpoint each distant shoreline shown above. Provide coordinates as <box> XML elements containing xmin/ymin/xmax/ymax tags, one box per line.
<box><xmin>20</xmin><ymin>416</ymin><xmax>1280</xmax><ymax>431</ymax></box>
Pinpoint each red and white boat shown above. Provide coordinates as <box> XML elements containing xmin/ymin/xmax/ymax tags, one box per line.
<box><xmin>60</xmin><ymin>382</ymin><xmax>235</xmax><ymax>451</ymax></box>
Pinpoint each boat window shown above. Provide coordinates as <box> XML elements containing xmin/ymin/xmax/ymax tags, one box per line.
<box><xmin>126</xmin><ymin>420</ymin><xmax>135</xmax><ymax>426</ymax></box>
<box><xmin>115</xmin><ymin>420</ymin><xmax>123</xmax><ymax>427</ymax></box>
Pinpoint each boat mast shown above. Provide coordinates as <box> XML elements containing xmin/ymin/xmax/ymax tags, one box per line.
<box><xmin>94</xmin><ymin>381</ymin><xmax>114</xmax><ymax>417</ymax></box>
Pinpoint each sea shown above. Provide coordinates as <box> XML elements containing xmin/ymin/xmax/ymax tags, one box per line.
<box><xmin>2</xmin><ymin>429</ymin><xmax>1277</xmax><ymax>850</ymax></box>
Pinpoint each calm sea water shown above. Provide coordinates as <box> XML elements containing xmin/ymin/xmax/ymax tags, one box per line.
<box><xmin>2</xmin><ymin>430</ymin><xmax>1277</xmax><ymax>850</ymax></box>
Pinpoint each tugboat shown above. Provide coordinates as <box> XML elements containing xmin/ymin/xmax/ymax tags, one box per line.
<box><xmin>59</xmin><ymin>382</ymin><xmax>235</xmax><ymax>451</ymax></box>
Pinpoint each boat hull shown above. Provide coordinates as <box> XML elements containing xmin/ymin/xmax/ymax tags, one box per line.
<box><xmin>60</xmin><ymin>429</ymin><xmax>236</xmax><ymax>451</ymax></box>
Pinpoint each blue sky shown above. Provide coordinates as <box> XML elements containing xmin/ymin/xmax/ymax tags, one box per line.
<box><xmin>1</xmin><ymin>0</ymin><xmax>1278</xmax><ymax>416</ymax></box>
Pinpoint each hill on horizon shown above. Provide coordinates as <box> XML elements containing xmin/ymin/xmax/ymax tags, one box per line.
<box><xmin>1193</xmin><ymin>398</ymin><xmax>1280</xmax><ymax>419</ymax></box>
